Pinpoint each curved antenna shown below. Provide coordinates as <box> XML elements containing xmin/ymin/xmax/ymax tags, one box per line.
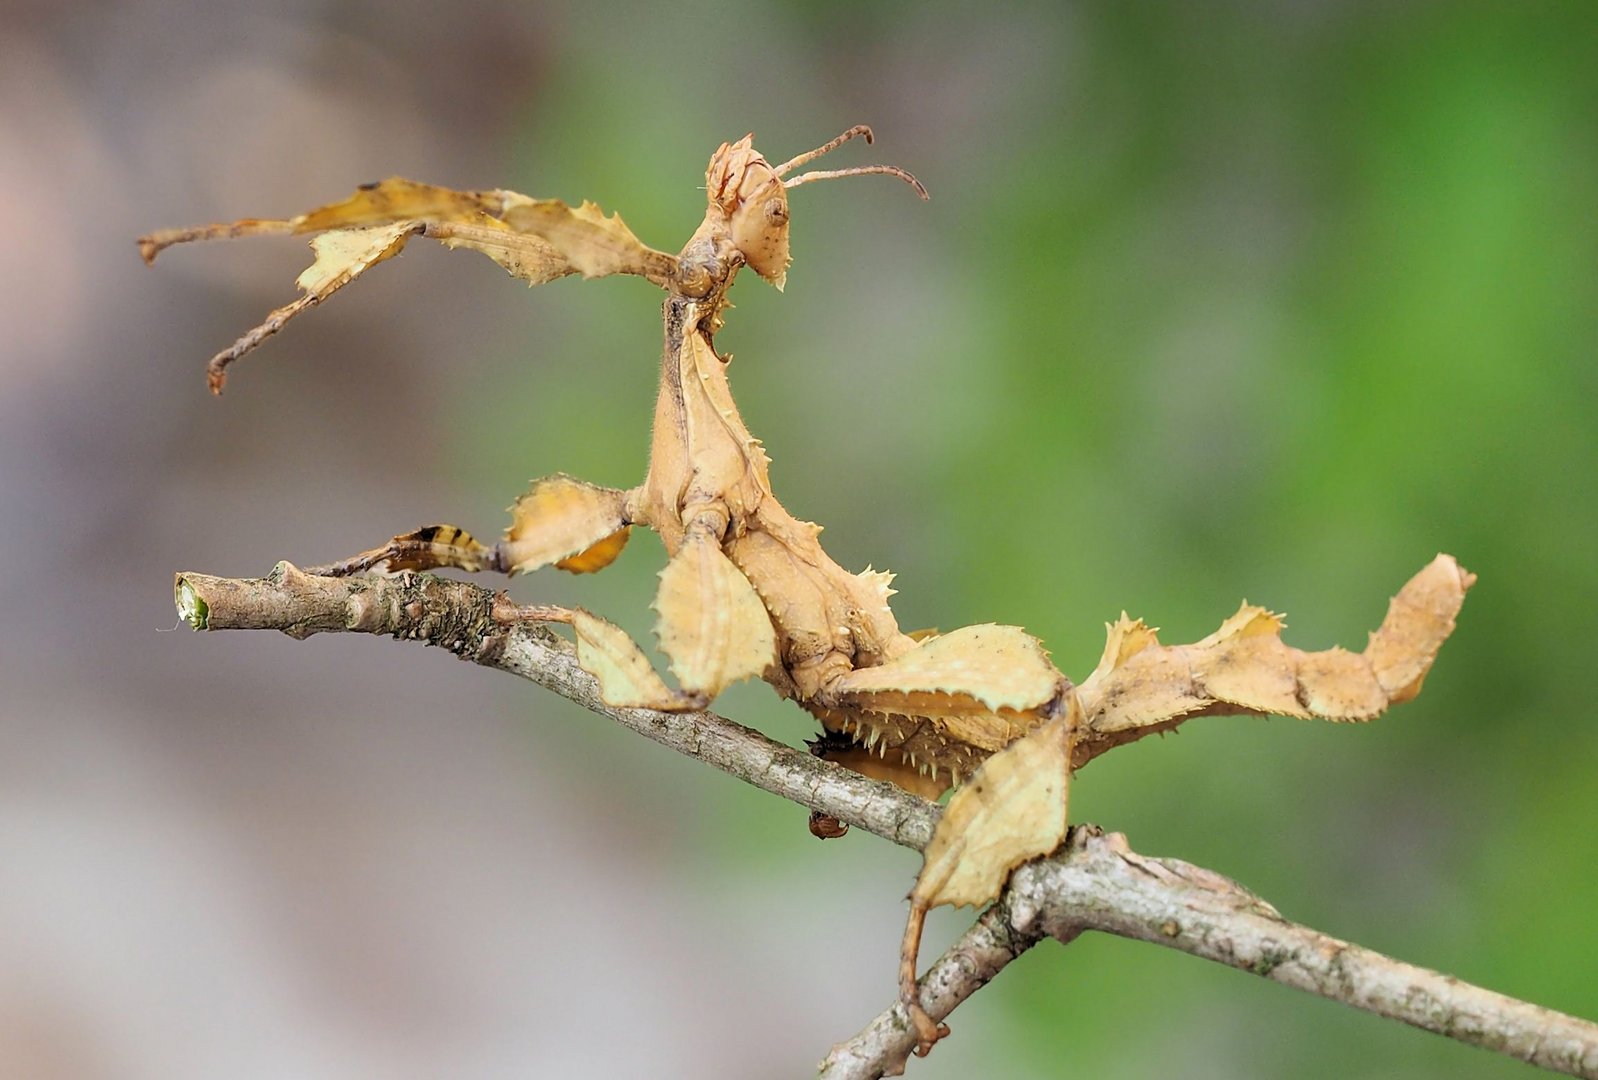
<box><xmin>784</xmin><ymin>165</ymin><xmax>928</xmax><ymax>200</ymax></box>
<box><xmin>774</xmin><ymin>124</ymin><xmax>929</xmax><ymax>200</ymax></box>
<box><xmin>773</xmin><ymin>124</ymin><xmax>875</xmax><ymax>177</ymax></box>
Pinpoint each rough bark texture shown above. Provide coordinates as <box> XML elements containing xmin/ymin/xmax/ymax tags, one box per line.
<box><xmin>175</xmin><ymin>564</ymin><xmax>1598</xmax><ymax>1080</ymax></box>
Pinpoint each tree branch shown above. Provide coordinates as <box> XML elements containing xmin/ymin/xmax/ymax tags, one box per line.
<box><xmin>175</xmin><ymin>563</ymin><xmax>1598</xmax><ymax>1079</ymax></box>
<box><xmin>821</xmin><ymin>823</ymin><xmax>1598</xmax><ymax>1079</ymax></box>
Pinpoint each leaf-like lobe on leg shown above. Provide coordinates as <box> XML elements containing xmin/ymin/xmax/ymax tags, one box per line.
<box><xmin>556</xmin><ymin>527</ymin><xmax>631</xmax><ymax>574</ymax></box>
<box><xmin>204</xmin><ymin>222</ymin><xmax>417</xmax><ymax>391</ymax></box>
<box><xmin>502</xmin><ymin>475</ymin><xmax>630</xmax><ymax>575</ymax></box>
<box><xmin>819</xmin><ymin>624</ymin><xmax>1067</xmax><ymax>778</ymax></box>
<box><xmin>654</xmin><ymin>534</ymin><xmax>777</xmax><ymax>699</ymax></box>
<box><xmin>292</xmin><ymin>180</ymin><xmax>600</xmax><ymax>286</ymax></box>
<box><xmin>260</xmin><ymin>178</ymin><xmax>572</xmax><ymax>286</ymax></box>
<box><xmin>291</xmin><ymin>178</ymin><xmax>512</xmax><ymax>231</ymax></box>
<box><xmin>910</xmin><ymin>706</ymin><xmax>1075</xmax><ymax>912</ymax></box>
<box><xmin>503</xmin><ymin>199</ymin><xmax>678</xmax><ymax>286</ymax></box>
<box><xmin>296</xmin><ymin>223</ymin><xmax>416</xmax><ymax>293</ymax></box>
<box><xmin>829</xmin><ymin>624</ymin><xmax>1061</xmax><ymax>713</ymax></box>
<box><xmin>571</xmin><ymin>610</ymin><xmax>680</xmax><ymax>710</ymax></box>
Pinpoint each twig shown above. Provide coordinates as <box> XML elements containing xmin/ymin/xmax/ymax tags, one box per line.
<box><xmin>174</xmin><ymin>563</ymin><xmax>1598</xmax><ymax>1079</ymax></box>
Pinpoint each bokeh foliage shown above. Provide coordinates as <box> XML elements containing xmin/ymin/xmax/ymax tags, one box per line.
<box><xmin>10</xmin><ymin>1</ymin><xmax>1589</xmax><ymax>1075</ymax></box>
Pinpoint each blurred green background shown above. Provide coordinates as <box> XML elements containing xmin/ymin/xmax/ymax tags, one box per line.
<box><xmin>3</xmin><ymin>1</ymin><xmax>1594</xmax><ymax>1076</ymax></box>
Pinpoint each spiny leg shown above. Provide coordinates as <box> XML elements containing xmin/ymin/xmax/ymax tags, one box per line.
<box><xmin>202</xmin><ymin>222</ymin><xmax>421</xmax><ymax>393</ymax></box>
<box><xmin>139</xmin><ymin>179</ymin><xmax>547</xmax><ymax>265</ymax></box>
<box><xmin>298</xmin><ymin>482</ymin><xmax>713</xmax><ymax>713</ymax></box>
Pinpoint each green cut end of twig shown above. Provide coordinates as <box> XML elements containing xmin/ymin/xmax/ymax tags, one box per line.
<box><xmin>175</xmin><ymin>576</ymin><xmax>209</xmax><ymax>630</ymax></box>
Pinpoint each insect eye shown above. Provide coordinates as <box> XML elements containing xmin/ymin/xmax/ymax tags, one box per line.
<box><xmin>765</xmin><ymin>199</ymin><xmax>788</xmax><ymax>223</ymax></box>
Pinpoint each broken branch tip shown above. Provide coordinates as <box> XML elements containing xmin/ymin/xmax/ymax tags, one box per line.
<box><xmin>173</xmin><ymin>575</ymin><xmax>209</xmax><ymax>630</ymax></box>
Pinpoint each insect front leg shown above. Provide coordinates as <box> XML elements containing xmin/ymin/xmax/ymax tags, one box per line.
<box><xmin>309</xmin><ymin>474</ymin><xmax>631</xmax><ymax>578</ymax></box>
<box><xmin>650</xmin><ymin>509</ymin><xmax>778</xmax><ymax>701</ymax></box>
<box><xmin>564</xmin><ymin>507</ymin><xmax>779</xmax><ymax>714</ymax></box>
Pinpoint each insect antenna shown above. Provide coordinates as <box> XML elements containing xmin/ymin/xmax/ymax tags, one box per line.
<box><xmin>775</xmin><ymin>124</ymin><xmax>929</xmax><ymax>200</ymax></box>
<box><xmin>773</xmin><ymin>124</ymin><xmax>875</xmax><ymax>176</ymax></box>
<box><xmin>783</xmin><ymin>165</ymin><xmax>928</xmax><ymax>199</ymax></box>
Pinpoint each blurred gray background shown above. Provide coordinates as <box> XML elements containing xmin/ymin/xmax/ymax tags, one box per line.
<box><xmin>2</xmin><ymin>1</ymin><xmax>1595</xmax><ymax>1077</ymax></box>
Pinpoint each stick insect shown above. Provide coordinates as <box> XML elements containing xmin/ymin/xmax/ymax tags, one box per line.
<box><xmin>141</xmin><ymin>126</ymin><xmax>1469</xmax><ymax>1057</ymax></box>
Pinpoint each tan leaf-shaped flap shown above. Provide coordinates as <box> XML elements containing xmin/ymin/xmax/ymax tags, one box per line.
<box><xmin>555</xmin><ymin>527</ymin><xmax>631</xmax><ymax>574</ymax></box>
<box><xmin>502</xmin><ymin>475</ymin><xmax>629</xmax><ymax>575</ymax></box>
<box><xmin>296</xmin><ymin>223</ymin><xmax>414</xmax><ymax>294</ymax></box>
<box><xmin>1076</xmin><ymin>555</ymin><xmax>1474</xmax><ymax>760</ymax></box>
<box><xmin>571</xmin><ymin>610</ymin><xmax>677</xmax><ymax>710</ymax></box>
<box><xmin>431</xmin><ymin>222</ymin><xmax>576</xmax><ymax>286</ymax></box>
<box><xmin>1195</xmin><ymin>606</ymin><xmax>1321</xmax><ymax>719</ymax></box>
<box><xmin>292</xmin><ymin>178</ymin><xmax>517</xmax><ymax>232</ymax></box>
<box><xmin>911</xmin><ymin>708</ymin><xmax>1074</xmax><ymax>911</ymax></box>
<box><xmin>195</xmin><ymin>222</ymin><xmax>416</xmax><ymax>391</ymax></box>
<box><xmin>1074</xmin><ymin>615</ymin><xmax>1210</xmax><ymax>731</ymax></box>
<box><xmin>278</xmin><ymin>178</ymin><xmax>579</xmax><ymax>286</ymax></box>
<box><xmin>831</xmin><ymin>624</ymin><xmax>1062</xmax><ymax>714</ymax></box>
<box><xmin>503</xmin><ymin>199</ymin><xmax>678</xmax><ymax>286</ymax></box>
<box><xmin>654</xmin><ymin>535</ymin><xmax>777</xmax><ymax>698</ymax></box>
